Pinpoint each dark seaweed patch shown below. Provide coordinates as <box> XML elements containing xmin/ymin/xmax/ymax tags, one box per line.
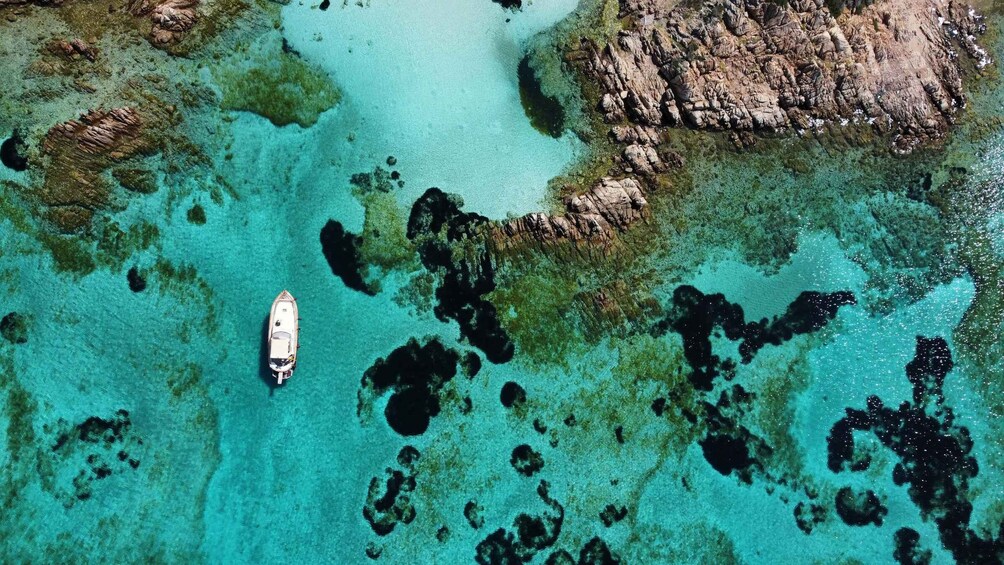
<box><xmin>599</xmin><ymin>504</ymin><xmax>627</xmax><ymax>527</ymax></box>
<box><xmin>407</xmin><ymin>188</ymin><xmax>513</xmax><ymax>363</ymax></box>
<box><xmin>1</xmin><ymin>312</ymin><xmax>28</xmax><ymax>344</ymax></box>
<box><xmin>517</xmin><ymin>55</ymin><xmax>565</xmax><ymax>138</ymax></box>
<box><xmin>655</xmin><ymin>285</ymin><xmax>855</xmax><ymax>390</ymax></box>
<box><xmin>465</xmin><ymin>500</ymin><xmax>485</xmax><ymax>529</ymax></box>
<box><xmin>699</xmin><ymin>434</ymin><xmax>754</xmax><ymax>476</ymax></box>
<box><xmin>320</xmin><ymin>220</ymin><xmax>376</xmax><ymax>296</ymax></box>
<box><xmin>463</xmin><ymin>352</ymin><xmax>483</xmax><ymax>377</ymax></box>
<box><xmin>474</xmin><ymin>481</ymin><xmax>564</xmax><ymax>564</ymax></box>
<box><xmin>894</xmin><ymin>528</ymin><xmax>932</xmax><ymax>565</ymax></box>
<box><xmin>826</xmin><ymin>337</ymin><xmax>1004</xmax><ymax>563</ymax></box>
<box><xmin>696</xmin><ymin>385</ymin><xmax>771</xmax><ymax>483</ymax></box>
<box><xmin>491</xmin><ymin>0</ymin><xmax>522</xmax><ymax>10</ymax></box>
<box><xmin>360</xmin><ymin>338</ymin><xmax>460</xmax><ymax>436</ymax></box>
<box><xmin>578</xmin><ymin>537</ymin><xmax>621</xmax><ymax>564</ymax></box>
<box><xmin>48</xmin><ymin>409</ymin><xmax>142</xmax><ymax>506</ymax></box>
<box><xmin>500</xmin><ymin>381</ymin><xmax>526</xmax><ymax>408</ymax></box>
<box><xmin>127</xmin><ymin>265</ymin><xmax>147</xmax><ymax>292</ymax></box>
<box><xmin>186</xmin><ymin>203</ymin><xmax>207</xmax><ymax>225</ymax></box>
<box><xmin>362</xmin><ymin>446</ymin><xmax>420</xmax><ymax>536</ymax></box>
<box><xmin>510</xmin><ymin>444</ymin><xmax>544</xmax><ymax>477</ymax></box>
<box><xmin>1</xmin><ymin>130</ymin><xmax>28</xmax><ymax>171</ymax></box>
<box><xmin>834</xmin><ymin>487</ymin><xmax>887</xmax><ymax>527</ymax></box>
<box><xmin>794</xmin><ymin>502</ymin><xmax>827</xmax><ymax>534</ymax></box>
<box><xmin>544</xmin><ymin>550</ymin><xmax>575</xmax><ymax>565</ymax></box>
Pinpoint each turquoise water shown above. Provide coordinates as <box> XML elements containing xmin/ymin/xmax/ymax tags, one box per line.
<box><xmin>1</xmin><ymin>0</ymin><xmax>1003</xmax><ymax>563</ymax></box>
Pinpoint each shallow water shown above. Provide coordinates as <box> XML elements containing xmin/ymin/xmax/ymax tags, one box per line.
<box><xmin>1</xmin><ymin>0</ymin><xmax>1003</xmax><ymax>563</ymax></box>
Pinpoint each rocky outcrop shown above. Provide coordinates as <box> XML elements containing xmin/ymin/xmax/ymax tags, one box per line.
<box><xmin>129</xmin><ymin>0</ymin><xmax>199</xmax><ymax>46</ymax></box>
<box><xmin>493</xmin><ymin>177</ymin><xmax>648</xmax><ymax>248</ymax></box>
<box><xmin>45</xmin><ymin>108</ymin><xmax>144</xmax><ymax>156</ymax></box>
<box><xmin>40</xmin><ymin>108</ymin><xmax>150</xmax><ymax>231</ymax></box>
<box><xmin>50</xmin><ymin>39</ymin><xmax>97</xmax><ymax>62</ymax></box>
<box><xmin>586</xmin><ymin>0</ymin><xmax>989</xmax><ymax>149</ymax></box>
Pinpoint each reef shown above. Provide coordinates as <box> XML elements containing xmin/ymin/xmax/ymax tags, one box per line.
<box><xmin>214</xmin><ymin>47</ymin><xmax>340</xmax><ymax>127</ymax></box>
<box><xmin>358</xmin><ymin>338</ymin><xmax>462</xmax><ymax>436</ymax></box>
<box><xmin>585</xmin><ymin>0</ymin><xmax>990</xmax><ymax>150</ymax></box>
<box><xmin>362</xmin><ymin>446</ymin><xmax>420</xmax><ymax>536</ymax></box>
<box><xmin>834</xmin><ymin>486</ymin><xmax>887</xmax><ymax>527</ymax></box>
<box><xmin>655</xmin><ymin>285</ymin><xmax>856</xmax><ymax>390</ymax></box>
<box><xmin>827</xmin><ymin>336</ymin><xmax>1004</xmax><ymax>563</ymax></box>
<box><xmin>46</xmin><ymin>409</ymin><xmax>143</xmax><ymax>507</ymax></box>
<box><xmin>510</xmin><ymin>443</ymin><xmax>545</xmax><ymax>477</ymax></box>
<box><xmin>320</xmin><ymin>220</ymin><xmax>377</xmax><ymax>296</ymax></box>
<box><xmin>474</xmin><ymin>481</ymin><xmax>564</xmax><ymax>564</ymax></box>
<box><xmin>0</xmin><ymin>312</ymin><xmax>29</xmax><ymax>344</ymax></box>
<box><xmin>39</xmin><ymin>107</ymin><xmax>151</xmax><ymax>232</ymax></box>
<box><xmin>407</xmin><ymin>188</ymin><xmax>514</xmax><ymax>363</ymax></box>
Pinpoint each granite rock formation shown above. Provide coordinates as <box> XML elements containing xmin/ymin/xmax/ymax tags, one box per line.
<box><xmin>493</xmin><ymin>177</ymin><xmax>647</xmax><ymax>247</ymax></box>
<box><xmin>585</xmin><ymin>0</ymin><xmax>989</xmax><ymax>149</ymax></box>
<box><xmin>40</xmin><ymin>107</ymin><xmax>149</xmax><ymax>231</ymax></box>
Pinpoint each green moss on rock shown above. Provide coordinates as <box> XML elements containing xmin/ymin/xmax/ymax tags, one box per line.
<box><xmin>215</xmin><ymin>50</ymin><xmax>340</xmax><ymax>127</ymax></box>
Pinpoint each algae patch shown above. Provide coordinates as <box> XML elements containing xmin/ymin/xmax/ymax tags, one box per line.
<box><xmin>517</xmin><ymin>54</ymin><xmax>566</xmax><ymax>138</ymax></box>
<box><xmin>214</xmin><ymin>49</ymin><xmax>340</xmax><ymax>127</ymax></box>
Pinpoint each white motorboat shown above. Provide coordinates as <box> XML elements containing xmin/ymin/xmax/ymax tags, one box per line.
<box><xmin>267</xmin><ymin>290</ymin><xmax>299</xmax><ymax>384</ymax></box>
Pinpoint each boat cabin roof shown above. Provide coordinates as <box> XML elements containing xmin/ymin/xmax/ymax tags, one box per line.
<box><xmin>270</xmin><ymin>337</ymin><xmax>292</xmax><ymax>360</ymax></box>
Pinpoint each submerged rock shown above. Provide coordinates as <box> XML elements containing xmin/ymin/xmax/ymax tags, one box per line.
<box><xmin>359</xmin><ymin>338</ymin><xmax>460</xmax><ymax>436</ymax></box>
<box><xmin>127</xmin><ymin>266</ymin><xmax>147</xmax><ymax>292</ymax></box>
<box><xmin>0</xmin><ymin>312</ymin><xmax>29</xmax><ymax>344</ymax></box>
<box><xmin>130</xmin><ymin>0</ymin><xmax>199</xmax><ymax>46</ymax></box>
<box><xmin>510</xmin><ymin>444</ymin><xmax>544</xmax><ymax>477</ymax></box>
<box><xmin>834</xmin><ymin>486</ymin><xmax>887</xmax><ymax>527</ymax></box>
<box><xmin>1</xmin><ymin>130</ymin><xmax>28</xmax><ymax>171</ymax></box>
<box><xmin>320</xmin><ymin>220</ymin><xmax>377</xmax><ymax>296</ymax></box>
<box><xmin>41</xmin><ymin>107</ymin><xmax>151</xmax><ymax>232</ymax></box>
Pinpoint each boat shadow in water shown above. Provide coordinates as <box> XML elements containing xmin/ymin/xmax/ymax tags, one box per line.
<box><xmin>259</xmin><ymin>314</ymin><xmax>279</xmax><ymax>392</ymax></box>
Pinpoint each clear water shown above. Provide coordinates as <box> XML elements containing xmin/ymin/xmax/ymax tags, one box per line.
<box><xmin>1</xmin><ymin>0</ymin><xmax>1002</xmax><ymax>563</ymax></box>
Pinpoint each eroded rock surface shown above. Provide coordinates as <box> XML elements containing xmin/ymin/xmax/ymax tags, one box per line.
<box><xmin>585</xmin><ymin>0</ymin><xmax>989</xmax><ymax>149</ymax></box>
<box><xmin>129</xmin><ymin>0</ymin><xmax>200</xmax><ymax>46</ymax></box>
<box><xmin>40</xmin><ymin>107</ymin><xmax>149</xmax><ymax>231</ymax></box>
<box><xmin>494</xmin><ymin>177</ymin><xmax>647</xmax><ymax>247</ymax></box>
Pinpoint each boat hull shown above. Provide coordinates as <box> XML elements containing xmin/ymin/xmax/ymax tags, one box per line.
<box><xmin>267</xmin><ymin>290</ymin><xmax>298</xmax><ymax>384</ymax></box>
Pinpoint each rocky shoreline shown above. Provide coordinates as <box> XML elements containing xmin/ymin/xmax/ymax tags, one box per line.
<box><xmin>584</xmin><ymin>0</ymin><xmax>989</xmax><ymax>151</ymax></box>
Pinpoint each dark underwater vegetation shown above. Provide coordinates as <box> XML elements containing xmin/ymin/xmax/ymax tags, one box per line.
<box><xmin>1</xmin><ymin>0</ymin><xmax>1003</xmax><ymax>563</ymax></box>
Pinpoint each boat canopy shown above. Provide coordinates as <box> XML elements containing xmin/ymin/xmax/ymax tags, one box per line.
<box><xmin>270</xmin><ymin>336</ymin><xmax>292</xmax><ymax>361</ymax></box>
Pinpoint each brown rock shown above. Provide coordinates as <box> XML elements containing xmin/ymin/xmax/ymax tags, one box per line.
<box><xmin>40</xmin><ymin>108</ymin><xmax>149</xmax><ymax>231</ymax></box>
<box><xmin>494</xmin><ymin>177</ymin><xmax>648</xmax><ymax>248</ymax></box>
<box><xmin>585</xmin><ymin>0</ymin><xmax>990</xmax><ymax>149</ymax></box>
<box><xmin>129</xmin><ymin>0</ymin><xmax>199</xmax><ymax>46</ymax></box>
